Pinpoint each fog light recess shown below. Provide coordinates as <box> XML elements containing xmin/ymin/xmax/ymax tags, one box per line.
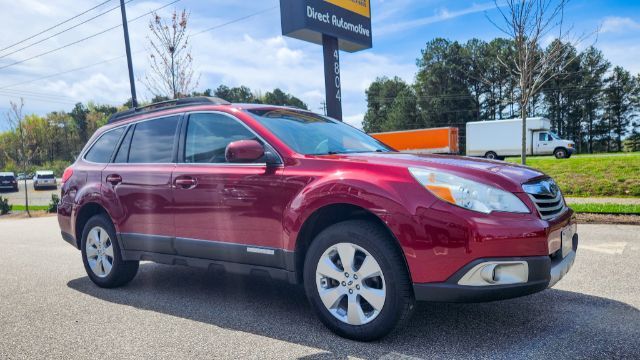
<box><xmin>458</xmin><ymin>261</ymin><xmax>529</xmax><ymax>286</ymax></box>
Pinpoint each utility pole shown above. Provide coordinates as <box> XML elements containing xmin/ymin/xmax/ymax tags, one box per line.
<box><xmin>120</xmin><ymin>0</ymin><xmax>138</xmax><ymax>108</ymax></box>
<box><xmin>319</xmin><ymin>101</ymin><xmax>327</xmax><ymax>116</ymax></box>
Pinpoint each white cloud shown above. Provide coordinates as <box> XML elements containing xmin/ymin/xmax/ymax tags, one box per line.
<box><xmin>376</xmin><ymin>2</ymin><xmax>498</xmax><ymax>35</ymax></box>
<box><xmin>0</xmin><ymin>0</ymin><xmax>415</xmax><ymax>123</ymax></box>
<box><xmin>597</xmin><ymin>17</ymin><xmax>640</xmax><ymax>74</ymax></box>
<box><xmin>344</xmin><ymin>113</ymin><xmax>365</xmax><ymax>129</ymax></box>
<box><xmin>600</xmin><ymin>16</ymin><xmax>640</xmax><ymax>33</ymax></box>
<box><xmin>598</xmin><ymin>42</ymin><xmax>640</xmax><ymax>75</ymax></box>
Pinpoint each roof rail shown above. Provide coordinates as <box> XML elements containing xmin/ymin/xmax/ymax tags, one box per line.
<box><xmin>108</xmin><ymin>97</ymin><xmax>231</xmax><ymax>124</ymax></box>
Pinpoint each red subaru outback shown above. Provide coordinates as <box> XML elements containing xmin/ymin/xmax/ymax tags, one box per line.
<box><xmin>58</xmin><ymin>97</ymin><xmax>578</xmax><ymax>341</ymax></box>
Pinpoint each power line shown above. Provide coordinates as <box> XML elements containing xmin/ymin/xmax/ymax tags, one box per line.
<box><xmin>0</xmin><ymin>92</ymin><xmax>78</xmax><ymax>106</ymax></box>
<box><xmin>0</xmin><ymin>0</ymin><xmax>134</xmax><ymax>60</ymax></box>
<box><xmin>0</xmin><ymin>88</ymin><xmax>76</xmax><ymax>101</ymax></box>
<box><xmin>0</xmin><ymin>6</ymin><xmax>281</xmax><ymax>91</ymax></box>
<box><xmin>192</xmin><ymin>6</ymin><xmax>277</xmax><ymax>37</ymax></box>
<box><xmin>0</xmin><ymin>0</ymin><xmax>181</xmax><ymax>72</ymax></box>
<box><xmin>0</xmin><ymin>56</ymin><xmax>126</xmax><ymax>90</ymax></box>
<box><xmin>0</xmin><ymin>0</ymin><xmax>114</xmax><ymax>54</ymax></box>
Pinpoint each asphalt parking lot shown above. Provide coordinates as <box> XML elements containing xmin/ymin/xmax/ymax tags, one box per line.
<box><xmin>0</xmin><ymin>180</ymin><xmax>60</xmax><ymax>206</ymax></box>
<box><xmin>0</xmin><ymin>216</ymin><xmax>638</xmax><ymax>359</ymax></box>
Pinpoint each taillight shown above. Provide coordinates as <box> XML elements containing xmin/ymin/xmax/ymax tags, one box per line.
<box><xmin>61</xmin><ymin>167</ymin><xmax>74</xmax><ymax>184</ymax></box>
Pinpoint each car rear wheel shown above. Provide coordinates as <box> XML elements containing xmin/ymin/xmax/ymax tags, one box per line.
<box><xmin>81</xmin><ymin>214</ymin><xmax>138</xmax><ymax>288</ymax></box>
<box><xmin>485</xmin><ymin>151</ymin><xmax>498</xmax><ymax>160</ymax></box>
<box><xmin>304</xmin><ymin>220</ymin><xmax>414</xmax><ymax>341</ymax></box>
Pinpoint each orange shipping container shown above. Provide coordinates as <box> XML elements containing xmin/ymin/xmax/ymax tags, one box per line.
<box><xmin>370</xmin><ymin>127</ymin><xmax>459</xmax><ymax>154</ymax></box>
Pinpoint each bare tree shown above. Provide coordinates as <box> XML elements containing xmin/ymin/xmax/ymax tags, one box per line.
<box><xmin>5</xmin><ymin>99</ymin><xmax>31</xmax><ymax>217</ymax></box>
<box><xmin>488</xmin><ymin>0</ymin><xmax>586</xmax><ymax>164</ymax></box>
<box><xmin>142</xmin><ymin>9</ymin><xmax>199</xmax><ymax>99</ymax></box>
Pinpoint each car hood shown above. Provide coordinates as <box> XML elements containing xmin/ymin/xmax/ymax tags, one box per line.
<box><xmin>315</xmin><ymin>152</ymin><xmax>547</xmax><ymax>193</ymax></box>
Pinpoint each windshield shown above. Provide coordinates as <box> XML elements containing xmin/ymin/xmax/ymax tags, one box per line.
<box><xmin>549</xmin><ymin>132</ymin><xmax>561</xmax><ymax>140</ymax></box>
<box><xmin>247</xmin><ymin>109</ymin><xmax>392</xmax><ymax>155</ymax></box>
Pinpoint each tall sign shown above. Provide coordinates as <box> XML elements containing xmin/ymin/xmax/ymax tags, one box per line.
<box><xmin>280</xmin><ymin>0</ymin><xmax>372</xmax><ymax>120</ymax></box>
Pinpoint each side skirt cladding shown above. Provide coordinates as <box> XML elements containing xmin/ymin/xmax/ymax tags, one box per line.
<box><xmin>118</xmin><ymin>233</ymin><xmax>298</xmax><ymax>284</ymax></box>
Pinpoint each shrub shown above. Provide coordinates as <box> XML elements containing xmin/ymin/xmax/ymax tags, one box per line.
<box><xmin>0</xmin><ymin>196</ymin><xmax>11</xmax><ymax>215</ymax></box>
<box><xmin>48</xmin><ymin>194</ymin><xmax>60</xmax><ymax>213</ymax></box>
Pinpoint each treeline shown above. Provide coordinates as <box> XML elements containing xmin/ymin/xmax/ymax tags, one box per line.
<box><xmin>0</xmin><ymin>86</ymin><xmax>307</xmax><ymax>174</ymax></box>
<box><xmin>364</xmin><ymin>38</ymin><xmax>640</xmax><ymax>153</ymax></box>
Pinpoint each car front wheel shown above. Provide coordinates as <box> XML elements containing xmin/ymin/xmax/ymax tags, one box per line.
<box><xmin>304</xmin><ymin>220</ymin><xmax>414</xmax><ymax>341</ymax></box>
<box><xmin>81</xmin><ymin>214</ymin><xmax>139</xmax><ymax>288</ymax></box>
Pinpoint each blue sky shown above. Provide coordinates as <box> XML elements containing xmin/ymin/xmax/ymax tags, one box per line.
<box><xmin>0</xmin><ymin>0</ymin><xmax>639</xmax><ymax>129</ymax></box>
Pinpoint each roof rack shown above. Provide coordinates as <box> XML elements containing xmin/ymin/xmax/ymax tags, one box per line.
<box><xmin>108</xmin><ymin>97</ymin><xmax>231</xmax><ymax>124</ymax></box>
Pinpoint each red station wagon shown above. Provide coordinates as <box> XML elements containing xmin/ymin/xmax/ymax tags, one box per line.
<box><xmin>58</xmin><ymin>97</ymin><xmax>578</xmax><ymax>341</ymax></box>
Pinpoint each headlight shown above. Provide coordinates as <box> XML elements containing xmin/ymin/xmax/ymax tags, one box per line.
<box><xmin>408</xmin><ymin>168</ymin><xmax>530</xmax><ymax>214</ymax></box>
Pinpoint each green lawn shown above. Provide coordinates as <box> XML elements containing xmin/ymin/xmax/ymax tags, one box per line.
<box><xmin>506</xmin><ymin>152</ymin><xmax>640</xmax><ymax>197</ymax></box>
<box><xmin>10</xmin><ymin>205</ymin><xmax>49</xmax><ymax>211</ymax></box>
<box><xmin>570</xmin><ymin>203</ymin><xmax>640</xmax><ymax>214</ymax></box>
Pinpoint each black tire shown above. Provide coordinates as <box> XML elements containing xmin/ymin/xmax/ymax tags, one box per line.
<box><xmin>485</xmin><ymin>151</ymin><xmax>498</xmax><ymax>160</ymax></box>
<box><xmin>303</xmin><ymin>220</ymin><xmax>414</xmax><ymax>341</ymax></box>
<box><xmin>81</xmin><ymin>214</ymin><xmax>139</xmax><ymax>288</ymax></box>
<box><xmin>554</xmin><ymin>148</ymin><xmax>568</xmax><ymax>159</ymax></box>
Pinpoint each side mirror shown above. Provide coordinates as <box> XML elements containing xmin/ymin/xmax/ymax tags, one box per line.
<box><xmin>225</xmin><ymin>140</ymin><xmax>265</xmax><ymax>163</ymax></box>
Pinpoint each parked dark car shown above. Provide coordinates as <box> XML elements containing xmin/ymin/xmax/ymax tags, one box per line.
<box><xmin>58</xmin><ymin>97</ymin><xmax>578</xmax><ymax>341</ymax></box>
<box><xmin>0</xmin><ymin>172</ymin><xmax>18</xmax><ymax>192</ymax></box>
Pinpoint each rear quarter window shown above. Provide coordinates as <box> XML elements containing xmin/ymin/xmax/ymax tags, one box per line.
<box><xmin>84</xmin><ymin>127</ymin><xmax>126</xmax><ymax>163</ymax></box>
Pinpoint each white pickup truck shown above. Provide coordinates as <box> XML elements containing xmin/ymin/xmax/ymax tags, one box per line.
<box><xmin>466</xmin><ymin>117</ymin><xmax>575</xmax><ymax>159</ymax></box>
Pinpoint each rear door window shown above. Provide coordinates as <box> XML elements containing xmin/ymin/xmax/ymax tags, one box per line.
<box><xmin>128</xmin><ymin>116</ymin><xmax>180</xmax><ymax>163</ymax></box>
<box><xmin>84</xmin><ymin>127</ymin><xmax>126</xmax><ymax>163</ymax></box>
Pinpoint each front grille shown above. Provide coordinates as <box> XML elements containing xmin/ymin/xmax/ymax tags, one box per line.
<box><xmin>522</xmin><ymin>179</ymin><xmax>567</xmax><ymax>220</ymax></box>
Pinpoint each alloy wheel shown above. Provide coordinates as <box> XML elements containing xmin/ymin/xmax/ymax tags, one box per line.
<box><xmin>85</xmin><ymin>226</ymin><xmax>114</xmax><ymax>278</ymax></box>
<box><xmin>315</xmin><ymin>242</ymin><xmax>386</xmax><ymax>326</ymax></box>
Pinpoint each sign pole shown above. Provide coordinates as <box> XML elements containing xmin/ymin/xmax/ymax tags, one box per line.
<box><xmin>120</xmin><ymin>0</ymin><xmax>138</xmax><ymax>108</ymax></box>
<box><xmin>322</xmin><ymin>34</ymin><xmax>342</xmax><ymax>121</ymax></box>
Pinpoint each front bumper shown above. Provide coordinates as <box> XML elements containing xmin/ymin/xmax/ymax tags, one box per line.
<box><xmin>413</xmin><ymin>233</ymin><xmax>578</xmax><ymax>302</ymax></box>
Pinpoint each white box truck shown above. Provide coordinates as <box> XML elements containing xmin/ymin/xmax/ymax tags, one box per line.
<box><xmin>466</xmin><ymin>117</ymin><xmax>575</xmax><ymax>159</ymax></box>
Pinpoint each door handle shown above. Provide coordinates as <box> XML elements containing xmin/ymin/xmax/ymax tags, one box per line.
<box><xmin>106</xmin><ymin>174</ymin><xmax>122</xmax><ymax>185</ymax></box>
<box><xmin>174</xmin><ymin>176</ymin><xmax>197</xmax><ymax>189</ymax></box>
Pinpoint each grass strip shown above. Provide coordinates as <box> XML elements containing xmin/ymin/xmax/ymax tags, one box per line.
<box><xmin>570</xmin><ymin>203</ymin><xmax>640</xmax><ymax>215</ymax></box>
<box><xmin>505</xmin><ymin>152</ymin><xmax>640</xmax><ymax>197</ymax></box>
<box><xmin>11</xmin><ymin>205</ymin><xmax>49</xmax><ymax>211</ymax></box>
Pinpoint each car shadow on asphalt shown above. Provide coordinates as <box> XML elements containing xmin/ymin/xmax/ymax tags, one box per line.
<box><xmin>67</xmin><ymin>263</ymin><xmax>640</xmax><ymax>359</ymax></box>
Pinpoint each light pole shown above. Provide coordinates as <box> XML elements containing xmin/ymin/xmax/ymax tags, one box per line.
<box><xmin>120</xmin><ymin>0</ymin><xmax>138</xmax><ymax>108</ymax></box>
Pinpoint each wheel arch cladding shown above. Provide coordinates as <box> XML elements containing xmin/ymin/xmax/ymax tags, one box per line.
<box><xmin>75</xmin><ymin>202</ymin><xmax>110</xmax><ymax>248</ymax></box>
<box><xmin>293</xmin><ymin>203</ymin><xmax>412</xmax><ymax>284</ymax></box>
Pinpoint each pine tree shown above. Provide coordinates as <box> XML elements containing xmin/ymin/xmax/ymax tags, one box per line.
<box><xmin>604</xmin><ymin>66</ymin><xmax>639</xmax><ymax>151</ymax></box>
<box><xmin>579</xmin><ymin>47</ymin><xmax>610</xmax><ymax>153</ymax></box>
